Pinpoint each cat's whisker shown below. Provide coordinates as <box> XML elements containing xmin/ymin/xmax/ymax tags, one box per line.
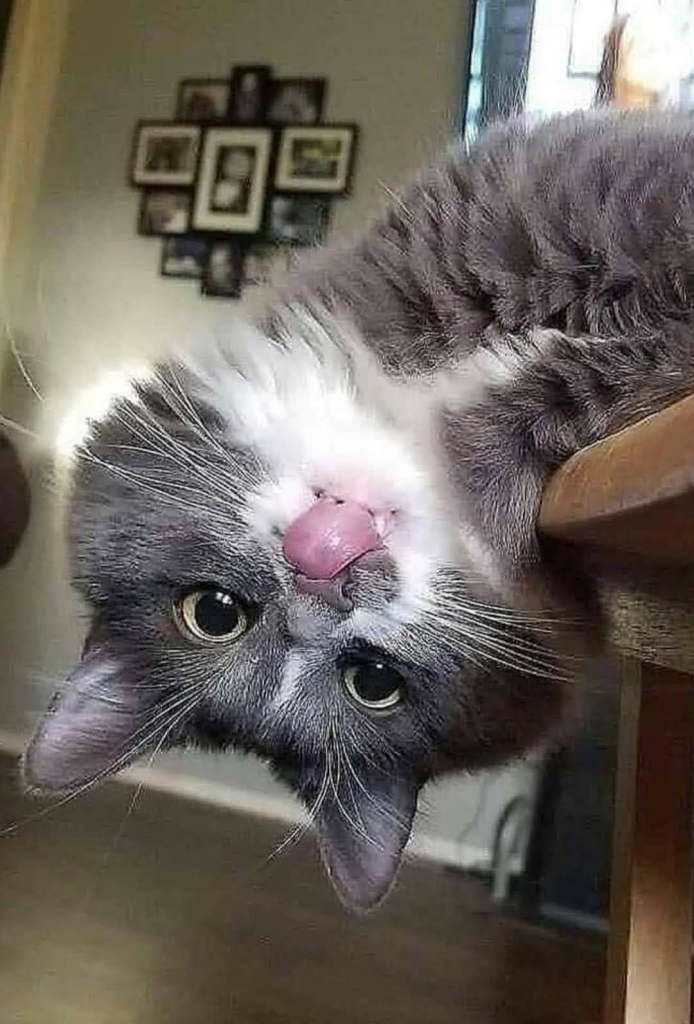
<box><xmin>336</xmin><ymin>728</ymin><xmax>410</xmax><ymax>831</ymax></box>
<box><xmin>0</xmin><ymin>412</ymin><xmax>39</xmax><ymax>439</ymax></box>
<box><xmin>433</xmin><ymin>615</ymin><xmax>576</xmax><ymax>671</ymax></box>
<box><xmin>264</xmin><ymin>749</ymin><xmax>331</xmax><ymax>864</ymax></box>
<box><xmin>105</xmin><ymin>686</ymin><xmax>208</xmax><ymax>844</ymax></box>
<box><xmin>116</xmin><ymin>394</ymin><xmax>254</xmax><ymax>499</ymax></box>
<box><xmin>399</xmin><ymin>620</ymin><xmax>494</xmax><ymax>678</ymax></box>
<box><xmin>408</xmin><ymin>614</ymin><xmax>571</xmax><ymax>682</ymax></box>
<box><xmin>433</xmin><ymin>583</ymin><xmax>577</xmax><ymax>625</ymax></box>
<box><xmin>325</xmin><ymin>724</ymin><xmax>382</xmax><ymax>852</ymax></box>
<box><xmin>108</xmin><ymin>399</ymin><xmax>239</xmax><ymax>497</ymax></box>
<box><xmin>157</xmin><ymin>367</ymin><xmax>261</xmax><ymax>487</ymax></box>
<box><xmin>77</xmin><ymin>446</ymin><xmax>236</xmax><ymax>525</ymax></box>
<box><xmin>5</xmin><ymin>326</ymin><xmax>44</xmax><ymax>404</ymax></box>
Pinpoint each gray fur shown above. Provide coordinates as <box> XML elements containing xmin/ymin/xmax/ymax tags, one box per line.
<box><xmin>24</xmin><ymin>109</ymin><xmax>694</xmax><ymax>910</ymax></box>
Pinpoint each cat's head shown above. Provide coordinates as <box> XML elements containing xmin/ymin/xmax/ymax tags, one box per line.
<box><xmin>25</xmin><ymin>308</ymin><xmax>572</xmax><ymax>909</ymax></box>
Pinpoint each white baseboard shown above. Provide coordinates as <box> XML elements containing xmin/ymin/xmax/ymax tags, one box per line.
<box><xmin>0</xmin><ymin>727</ymin><xmax>493</xmax><ymax>872</ymax></box>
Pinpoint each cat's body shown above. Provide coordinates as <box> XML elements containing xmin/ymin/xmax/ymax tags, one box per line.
<box><xmin>25</xmin><ymin>109</ymin><xmax>694</xmax><ymax>908</ymax></box>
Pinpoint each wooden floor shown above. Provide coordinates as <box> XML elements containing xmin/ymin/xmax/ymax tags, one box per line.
<box><xmin>0</xmin><ymin>754</ymin><xmax>605</xmax><ymax>1024</ymax></box>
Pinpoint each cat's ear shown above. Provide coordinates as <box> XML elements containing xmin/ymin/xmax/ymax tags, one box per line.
<box><xmin>312</xmin><ymin>765</ymin><xmax>419</xmax><ymax>911</ymax></box>
<box><xmin>23</xmin><ymin>629</ymin><xmax>152</xmax><ymax>795</ymax></box>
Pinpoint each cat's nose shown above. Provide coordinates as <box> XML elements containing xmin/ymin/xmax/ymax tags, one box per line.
<box><xmin>282</xmin><ymin>495</ymin><xmax>383</xmax><ymax>580</ymax></box>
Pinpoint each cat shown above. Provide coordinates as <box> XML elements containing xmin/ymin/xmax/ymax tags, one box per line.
<box><xmin>23</xmin><ymin>108</ymin><xmax>694</xmax><ymax>910</ymax></box>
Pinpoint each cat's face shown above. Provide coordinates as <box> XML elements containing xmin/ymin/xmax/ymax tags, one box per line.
<box><xmin>25</xmin><ymin>312</ymin><xmax>569</xmax><ymax>909</ymax></box>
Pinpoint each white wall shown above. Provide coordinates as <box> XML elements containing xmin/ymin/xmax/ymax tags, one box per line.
<box><xmin>0</xmin><ymin>0</ymin><xmax>537</xmax><ymax>867</ymax></box>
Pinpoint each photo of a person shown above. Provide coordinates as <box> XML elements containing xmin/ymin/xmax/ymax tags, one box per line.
<box><xmin>202</xmin><ymin>241</ymin><xmax>242</xmax><ymax>297</ymax></box>
<box><xmin>243</xmin><ymin>245</ymin><xmax>296</xmax><ymax>287</ymax></box>
<box><xmin>139</xmin><ymin>191</ymin><xmax>190</xmax><ymax>235</ymax></box>
<box><xmin>266</xmin><ymin>79</ymin><xmax>325</xmax><ymax>124</ymax></box>
<box><xmin>228</xmin><ymin>66</ymin><xmax>270</xmax><ymax>123</ymax></box>
<box><xmin>211</xmin><ymin>146</ymin><xmax>255</xmax><ymax>213</ymax></box>
<box><xmin>192</xmin><ymin>127</ymin><xmax>272</xmax><ymax>233</ymax></box>
<box><xmin>177</xmin><ymin>80</ymin><xmax>230</xmax><ymax>121</ymax></box>
<box><xmin>243</xmin><ymin>247</ymin><xmax>274</xmax><ymax>286</ymax></box>
<box><xmin>161</xmin><ymin>236</ymin><xmax>208</xmax><ymax>278</ymax></box>
<box><xmin>144</xmin><ymin>136</ymin><xmax>193</xmax><ymax>173</ymax></box>
<box><xmin>267</xmin><ymin>195</ymin><xmax>328</xmax><ymax>245</ymax></box>
<box><xmin>131</xmin><ymin>124</ymin><xmax>200</xmax><ymax>186</ymax></box>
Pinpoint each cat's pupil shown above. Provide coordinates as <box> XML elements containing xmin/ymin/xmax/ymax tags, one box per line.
<box><xmin>194</xmin><ymin>591</ymin><xmax>240</xmax><ymax>637</ymax></box>
<box><xmin>348</xmin><ymin>660</ymin><xmax>402</xmax><ymax>706</ymax></box>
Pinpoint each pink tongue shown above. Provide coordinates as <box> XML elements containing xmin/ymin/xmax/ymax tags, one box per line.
<box><xmin>282</xmin><ymin>497</ymin><xmax>382</xmax><ymax>580</ymax></box>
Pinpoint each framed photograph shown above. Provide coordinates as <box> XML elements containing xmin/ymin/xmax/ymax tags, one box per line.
<box><xmin>266</xmin><ymin>194</ymin><xmax>330</xmax><ymax>245</ymax></box>
<box><xmin>243</xmin><ymin>244</ymin><xmax>295</xmax><ymax>287</ymax></box>
<box><xmin>177</xmin><ymin>79</ymin><xmax>231</xmax><ymax>121</ymax></box>
<box><xmin>266</xmin><ymin>77</ymin><xmax>326</xmax><ymax>124</ymax></box>
<box><xmin>192</xmin><ymin>127</ymin><xmax>272</xmax><ymax>233</ymax></box>
<box><xmin>243</xmin><ymin>245</ymin><xmax>277</xmax><ymax>287</ymax></box>
<box><xmin>160</xmin><ymin>236</ymin><xmax>209</xmax><ymax>279</ymax></box>
<box><xmin>228</xmin><ymin>65</ymin><xmax>271</xmax><ymax>123</ymax></box>
<box><xmin>274</xmin><ymin>125</ymin><xmax>357</xmax><ymax>194</ymax></box>
<box><xmin>138</xmin><ymin>189</ymin><xmax>191</xmax><ymax>235</ymax></box>
<box><xmin>130</xmin><ymin>122</ymin><xmax>201</xmax><ymax>186</ymax></box>
<box><xmin>202</xmin><ymin>239</ymin><xmax>244</xmax><ymax>297</ymax></box>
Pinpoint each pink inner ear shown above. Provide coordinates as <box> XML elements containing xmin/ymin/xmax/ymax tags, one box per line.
<box><xmin>282</xmin><ymin>496</ymin><xmax>382</xmax><ymax>580</ymax></box>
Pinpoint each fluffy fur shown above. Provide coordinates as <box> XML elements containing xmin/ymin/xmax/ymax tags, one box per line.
<box><xmin>25</xmin><ymin>109</ymin><xmax>694</xmax><ymax>909</ymax></box>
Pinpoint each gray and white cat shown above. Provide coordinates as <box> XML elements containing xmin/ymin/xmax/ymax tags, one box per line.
<box><xmin>24</xmin><ymin>109</ymin><xmax>694</xmax><ymax>909</ymax></box>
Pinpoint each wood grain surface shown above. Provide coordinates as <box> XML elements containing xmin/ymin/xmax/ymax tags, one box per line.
<box><xmin>0</xmin><ymin>754</ymin><xmax>605</xmax><ymax>1024</ymax></box>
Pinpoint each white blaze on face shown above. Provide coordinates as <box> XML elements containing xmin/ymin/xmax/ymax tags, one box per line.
<box><xmin>195</xmin><ymin>313</ymin><xmax>455</xmax><ymax>632</ymax></box>
<box><xmin>272</xmin><ymin>650</ymin><xmax>306</xmax><ymax>711</ymax></box>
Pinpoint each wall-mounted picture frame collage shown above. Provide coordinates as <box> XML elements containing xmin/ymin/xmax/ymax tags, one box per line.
<box><xmin>129</xmin><ymin>64</ymin><xmax>359</xmax><ymax>298</ymax></box>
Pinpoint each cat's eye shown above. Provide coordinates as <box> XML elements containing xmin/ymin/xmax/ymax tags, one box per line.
<box><xmin>343</xmin><ymin>659</ymin><xmax>403</xmax><ymax>710</ymax></box>
<box><xmin>175</xmin><ymin>588</ymin><xmax>250</xmax><ymax>644</ymax></box>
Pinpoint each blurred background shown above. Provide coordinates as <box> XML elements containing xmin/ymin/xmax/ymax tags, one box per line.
<box><xmin>0</xmin><ymin>1</ymin><xmax>692</xmax><ymax>1022</ymax></box>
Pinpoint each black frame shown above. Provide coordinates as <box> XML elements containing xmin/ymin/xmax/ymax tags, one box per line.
<box><xmin>266</xmin><ymin>77</ymin><xmax>326</xmax><ymax>124</ymax></box>
<box><xmin>138</xmin><ymin>188</ymin><xmax>192</xmax><ymax>236</ymax></box>
<box><xmin>273</xmin><ymin>123</ymin><xmax>358</xmax><ymax>195</ymax></box>
<box><xmin>228</xmin><ymin>64</ymin><xmax>272</xmax><ymax>123</ymax></box>
<box><xmin>176</xmin><ymin>78</ymin><xmax>232</xmax><ymax>121</ymax></box>
<box><xmin>201</xmin><ymin>237</ymin><xmax>245</xmax><ymax>297</ymax></box>
<box><xmin>129</xmin><ymin>120</ymin><xmax>201</xmax><ymax>187</ymax></box>
<box><xmin>160</xmin><ymin>235</ymin><xmax>210</xmax><ymax>279</ymax></box>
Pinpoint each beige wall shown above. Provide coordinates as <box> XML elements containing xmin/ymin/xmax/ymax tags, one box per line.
<box><xmin>0</xmin><ymin>0</ymin><xmax>536</xmax><ymax>863</ymax></box>
<box><xmin>13</xmin><ymin>0</ymin><xmax>468</xmax><ymax>406</ymax></box>
<box><xmin>0</xmin><ymin>0</ymin><xmax>71</xmax><ymax>385</ymax></box>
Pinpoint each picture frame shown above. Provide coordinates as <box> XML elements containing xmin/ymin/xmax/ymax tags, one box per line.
<box><xmin>201</xmin><ymin>238</ymin><xmax>244</xmax><ymax>297</ymax></box>
<box><xmin>138</xmin><ymin>189</ymin><xmax>191</xmax><ymax>235</ymax></box>
<box><xmin>160</xmin><ymin>235</ymin><xmax>209</xmax><ymax>279</ymax></box>
<box><xmin>228</xmin><ymin>65</ymin><xmax>271</xmax><ymax>124</ymax></box>
<box><xmin>266</xmin><ymin>194</ymin><xmax>330</xmax><ymax>245</ymax></box>
<box><xmin>176</xmin><ymin>78</ymin><xmax>231</xmax><ymax>121</ymax></box>
<box><xmin>192</xmin><ymin>126</ymin><xmax>273</xmax><ymax>233</ymax></box>
<box><xmin>130</xmin><ymin>121</ymin><xmax>201</xmax><ymax>186</ymax></box>
<box><xmin>266</xmin><ymin>77</ymin><xmax>326</xmax><ymax>124</ymax></box>
<box><xmin>274</xmin><ymin>125</ymin><xmax>357</xmax><ymax>194</ymax></box>
<box><xmin>243</xmin><ymin>245</ymin><xmax>277</xmax><ymax>287</ymax></box>
<box><xmin>243</xmin><ymin>243</ymin><xmax>295</xmax><ymax>287</ymax></box>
